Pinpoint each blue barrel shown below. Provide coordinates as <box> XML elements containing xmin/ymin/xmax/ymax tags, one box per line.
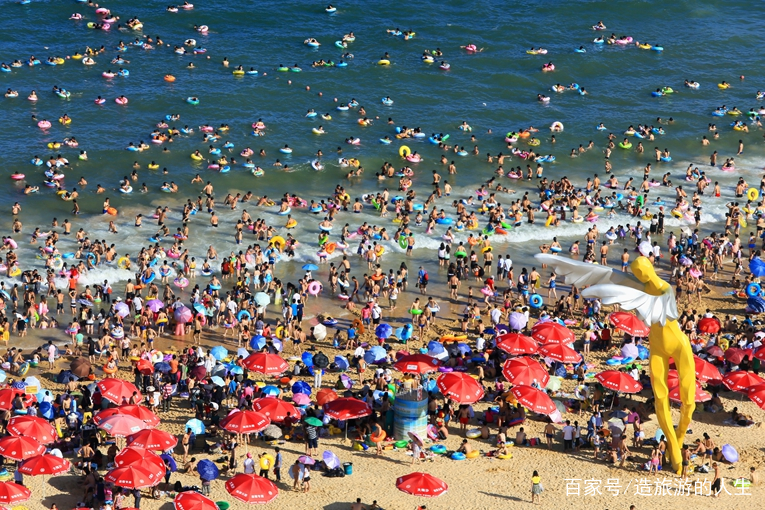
<box><xmin>393</xmin><ymin>391</ymin><xmax>428</xmax><ymax>441</ymax></box>
<box><xmin>343</xmin><ymin>462</ymin><xmax>353</xmax><ymax>475</ymax></box>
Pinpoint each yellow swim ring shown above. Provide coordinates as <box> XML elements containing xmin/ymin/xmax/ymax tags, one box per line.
<box><xmin>747</xmin><ymin>188</ymin><xmax>759</xmax><ymax>202</ymax></box>
<box><xmin>399</xmin><ymin>145</ymin><xmax>411</xmax><ymax>157</ymax></box>
<box><xmin>270</xmin><ymin>235</ymin><xmax>286</xmax><ymax>250</ymax></box>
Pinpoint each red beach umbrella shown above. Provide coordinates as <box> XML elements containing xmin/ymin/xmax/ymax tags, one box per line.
<box><xmin>127</xmin><ymin>428</ymin><xmax>178</xmax><ymax>451</ymax></box>
<box><xmin>107</xmin><ymin>448</ymin><xmax>165</xmax><ymax>489</ymax></box>
<box><xmin>669</xmin><ymin>384</ymin><xmax>710</xmax><ymax>403</ymax></box>
<box><xmin>7</xmin><ymin>416</ymin><xmax>57</xmax><ymax>444</ymax></box>
<box><xmin>97</xmin><ymin>414</ymin><xmax>148</xmax><ymax>437</ymax></box>
<box><xmin>115</xmin><ymin>405</ymin><xmax>161</xmax><ymax>427</ymax></box>
<box><xmin>747</xmin><ymin>383</ymin><xmax>765</xmax><ymax>410</ymax></box>
<box><xmin>754</xmin><ymin>347</ymin><xmax>765</xmax><ymax>362</ymax></box>
<box><xmin>538</xmin><ymin>343</ymin><xmax>581</xmax><ymax>363</ymax></box>
<box><xmin>608</xmin><ymin>312</ymin><xmax>650</xmax><ymax>337</ymax></box>
<box><xmin>666</xmin><ymin>369</ymin><xmax>679</xmax><ymax>389</ymax></box>
<box><xmin>531</xmin><ymin>321</ymin><xmax>575</xmax><ymax>345</ymax></box>
<box><xmin>242</xmin><ymin>353</ymin><xmax>289</xmax><ymax>375</ymax></box>
<box><xmin>224</xmin><ymin>473</ymin><xmax>279</xmax><ymax>504</ymax></box>
<box><xmin>693</xmin><ymin>356</ymin><xmax>722</xmax><ymax>383</ymax></box>
<box><xmin>435</xmin><ymin>372</ymin><xmax>484</xmax><ymax>404</ymax></box>
<box><xmin>502</xmin><ymin>357</ymin><xmax>550</xmax><ymax>387</ymax></box>
<box><xmin>393</xmin><ymin>354</ymin><xmax>441</xmax><ymax>374</ymax></box>
<box><xmin>723</xmin><ymin>370</ymin><xmax>765</xmax><ymax>392</ymax></box>
<box><xmin>496</xmin><ymin>333</ymin><xmax>538</xmax><ymax>355</ymax></box>
<box><xmin>0</xmin><ymin>435</ymin><xmax>44</xmax><ymax>461</ymax></box>
<box><xmin>396</xmin><ymin>472</ymin><xmax>448</xmax><ymax>498</ymax></box>
<box><xmin>510</xmin><ymin>385</ymin><xmax>557</xmax><ymax>415</ymax></box>
<box><xmin>0</xmin><ymin>388</ymin><xmax>26</xmax><ymax>412</ymax></box>
<box><xmin>706</xmin><ymin>345</ymin><xmax>724</xmax><ymax>358</ymax></box>
<box><xmin>252</xmin><ymin>397</ymin><xmax>299</xmax><ymax>423</ymax></box>
<box><xmin>724</xmin><ymin>347</ymin><xmax>751</xmax><ymax>365</ymax></box>
<box><xmin>0</xmin><ymin>481</ymin><xmax>31</xmax><ymax>504</ymax></box>
<box><xmin>136</xmin><ymin>358</ymin><xmax>155</xmax><ymax>375</ymax></box>
<box><xmin>323</xmin><ymin>397</ymin><xmax>373</xmax><ymax>420</ymax></box>
<box><xmin>114</xmin><ymin>447</ymin><xmax>163</xmax><ymax>468</ymax></box>
<box><xmin>220</xmin><ymin>410</ymin><xmax>271</xmax><ymax>434</ymax></box>
<box><xmin>595</xmin><ymin>370</ymin><xmax>643</xmax><ymax>393</ymax></box>
<box><xmin>18</xmin><ymin>454</ymin><xmax>70</xmax><ymax>476</ymax></box>
<box><xmin>97</xmin><ymin>378</ymin><xmax>142</xmax><ymax>404</ymax></box>
<box><xmin>697</xmin><ymin>317</ymin><xmax>721</xmax><ymax>334</ymax></box>
<box><xmin>174</xmin><ymin>491</ymin><xmax>218</xmax><ymax>510</ymax></box>
<box><xmin>315</xmin><ymin>388</ymin><xmax>338</xmax><ymax>406</ymax></box>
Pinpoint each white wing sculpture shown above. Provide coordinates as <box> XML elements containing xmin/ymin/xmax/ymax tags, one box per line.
<box><xmin>534</xmin><ymin>254</ymin><xmax>679</xmax><ymax>326</ymax></box>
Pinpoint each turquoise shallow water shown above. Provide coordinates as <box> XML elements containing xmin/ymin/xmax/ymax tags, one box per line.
<box><xmin>1</xmin><ymin>0</ymin><xmax>765</xmax><ymax>286</ymax></box>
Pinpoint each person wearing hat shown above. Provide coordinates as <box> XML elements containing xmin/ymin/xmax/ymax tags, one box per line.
<box><xmin>243</xmin><ymin>452</ymin><xmax>255</xmax><ymax>474</ymax></box>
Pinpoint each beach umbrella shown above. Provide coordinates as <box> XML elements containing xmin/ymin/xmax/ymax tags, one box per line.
<box><xmin>154</xmin><ymin>361</ymin><xmax>171</xmax><ymax>373</ymax></box>
<box><xmin>114</xmin><ymin>302</ymin><xmax>130</xmax><ymax>317</ymax></box>
<box><xmin>496</xmin><ymin>333</ymin><xmax>538</xmax><ymax>355</ymax></box>
<box><xmin>531</xmin><ymin>321</ymin><xmax>575</xmax><ymax>345</ymax></box>
<box><xmin>0</xmin><ymin>388</ymin><xmax>23</xmax><ymax>411</ymax></box>
<box><xmin>724</xmin><ymin>347</ymin><xmax>751</xmax><ymax>365</ymax></box>
<box><xmin>220</xmin><ymin>410</ymin><xmax>270</xmax><ymax>434</ymax></box>
<box><xmin>669</xmin><ymin>384</ymin><xmax>710</xmax><ymax>403</ymax></box>
<box><xmin>607</xmin><ymin>417</ymin><xmax>626</xmax><ymax>434</ymax></box>
<box><xmin>160</xmin><ymin>453</ymin><xmax>177</xmax><ymax>472</ymax></box>
<box><xmin>749</xmin><ymin>257</ymin><xmax>765</xmax><ymax>277</ymax></box>
<box><xmin>254</xmin><ymin>292</ymin><xmax>270</xmax><ymax>307</ymax></box>
<box><xmin>722</xmin><ymin>444</ymin><xmax>738</xmax><ymax>463</ymax></box>
<box><xmin>396</xmin><ymin>324</ymin><xmax>414</xmax><ymax>341</ymax></box>
<box><xmin>7</xmin><ymin>416</ymin><xmax>56</xmax><ymax>444</ymax></box>
<box><xmin>38</xmin><ymin>401</ymin><xmax>54</xmax><ymax>420</ymax></box>
<box><xmin>271</xmin><ymin>337</ymin><xmax>284</xmax><ymax>352</ymax></box>
<box><xmin>304</xmin><ymin>417</ymin><xmax>323</xmax><ymax>427</ymax></box>
<box><xmin>211</xmin><ymin>346</ymin><xmax>229</xmax><ymax>361</ymax></box>
<box><xmin>502</xmin><ymin>357</ymin><xmax>550</xmax><ymax>387</ymax></box>
<box><xmin>193</xmin><ymin>303</ymin><xmax>206</xmax><ymax>314</ymax></box>
<box><xmin>174</xmin><ymin>306</ymin><xmax>192</xmax><ymax>323</ymax></box>
<box><xmin>293</xmin><ymin>393</ymin><xmax>311</xmax><ymax>406</ymax></box>
<box><xmin>113</xmin><ymin>405</ymin><xmax>160</xmax><ymax>427</ymax></box>
<box><xmin>339</xmin><ymin>374</ymin><xmax>354</xmax><ymax>390</ymax></box>
<box><xmin>508</xmin><ymin>312</ymin><xmax>527</xmax><ymax>331</ymax></box>
<box><xmin>393</xmin><ymin>354</ymin><xmax>441</xmax><ymax>374</ymax></box>
<box><xmin>538</xmin><ymin>343</ymin><xmax>581</xmax><ymax>363</ymax></box>
<box><xmin>97</xmin><ymin>378</ymin><xmax>142</xmax><ymax>404</ymax></box>
<box><xmin>0</xmin><ymin>435</ymin><xmax>44</xmax><ymax>461</ymax></box>
<box><xmin>136</xmin><ymin>358</ymin><xmax>155</xmax><ymax>375</ymax></box>
<box><xmin>608</xmin><ymin>312</ymin><xmax>650</xmax><ymax>337</ymax></box>
<box><xmin>302</xmin><ymin>352</ymin><xmax>314</xmax><ymax>367</ymax></box>
<box><xmin>375</xmin><ymin>323</ymin><xmax>393</xmax><ymax>339</ymax></box>
<box><xmin>97</xmin><ymin>414</ymin><xmax>148</xmax><ymax>437</ymax></box>
<box><xmin>747</xmin><ymin>383</ymin><xmax>765</xmax><ymax>409</ymax></box>
<box><xmin>253</xmin><ymin>397</ymin><xmax>299</xmax><ymax>423</ymax></box>
<box><xmin>195</xmin><ymin>459</ymin><xmax>219</xmax><ymax>481</ymax></box>
<box><xmin>292</xmin><ymin>381</ymin><xmax>311</xmax><ymax>395</ymax></box>
<box><xmin>127</xmin><ymin>428</ymin><xmax>178</xmax><ymax>451</ymax></box>
<box><xmin>456</xmin><ymin>343</ymin><xmax>472</xmax><ymax>355</ymax></box>
<box><xmin>210</xmin><ymin>376</ymin><xmax>225</xmax><ymax>387</ymax></box>
<box><xmin>323</xmin><ymin>398</ymin><xmax>372</xmax><ymax>420</ymax></box>
<box><xmin>0</xmin><ymin>481</ymin><xmax>30</xmax><ymax>504</ymax></box>
<box><xmin>436</xmin><ymin>372</ymin><xmax>484</xmax><ymax>404</ymax></box>
<box><xmin>313</xmin><ymin>324</ymin><xmax>327</xmax><ymax>341</ymax></box>
<box><xmin>262</xmin><ymin>424</ymin><xmax>283</xmax><ymax>440</ymax></box>
<box><xmin>108</xmin><ymin>448</ymin><xmax>164</xmax><ymax>488</ymax></box>
<box><xmin>723</xmin><ymin>370</ymin><xmax>764</xmax><ymax>392</ymax></box>
<box><xmin>396</xmin><ymin>472</ymin><xmax>448</xmax><ymax>498</ymax></box>
<box><xmin>595</xmin><ymin>371</ymin><xmax>643</xmax><ymax>393</ymax></box>
<box><xmin>174</xmin><ymin>491</ymin><xmax>217</xmax><ymax>510</ymax></box>
<box><xmin>185</xmin><ymin>418</ymin><xmax>206</xmax><ymax>435</ymax></box>
<box><xmin>146</xmin><ymin>299</ymin><xmax>164</xmax><ymax>313</ymax></box>
<box><xmin>249</xmin><ymin>335</ymin><xmax>266</xmax><ymax>351</ymax></box>
<box><xmin>619</xmin><ymin>344</ymin><xmax>639</xmax><ymax>361</ymax></box>
<box><xmin>302</xmin><ymin>264</ymin><xmax>318</xmax><ymax>271</ymax></box>
<box><xmin>261</xmin><ymin>385</ymin><xmax>280</xmax><ymax>397</ymax></box>
<box><xmin>313</xmin><ymin>352</ymin><xmax>329</xmax><ymax>369</ymax></box>
<box><xmin>225</xmin><ymin>473</ymin><xmax>278</xmax><ymax>504</ymax></box>
<box><xmin>334</xmin><ymin>355</ymin><xmax>349</xmax><ymax>371</ymax></box>
<box><xmin>297</xmin><ymin>455</ymin><xmax>316</xmax><ymax>466</ymax></box>
<box><xmin>322</xmin><ymin>450</ymin><xmax>340</xmax><ymax>470</ymax></box>
<box><xmin>426</xmin><ymin>341</ymin><xmax>448</xmax><ymax>361</ymax></box>
<box><xmin>510</xmin><ymin>385</ymin><xmax>557</xmax><ymax>414</ymax></box>
<box><xmin>189</xmin><ymin>365</ymin><xmax>207</xmax><ymax>380</ymax></box>
<box><xmin>316</xmin><ymin>388</ymin><xmax>338</xmax><ymax>406</ymax></box>
<box><xmin>364</xmin><ymin>346</ymin><xmax>388</xmax><ymax>365</ymax></box>
<box><xmin>243</xmin><ymin>352</ymin><xmax>289</xmax><ymax>375</ymax></box>
<box><xmin>746</xmin><ymin>296</ymin><xmax>765</xmax><ymax>313</ymax></box>
<box><xmin>18</xmin><ymin>454</ymin><xmax>70</xmax><ymax>476</ymax></box>
<box><xmin>697</xmin><ymin>317</ymin><xmax>721</xmax><ymax>334</ymax></box>
<box><xmin>70</xmin><ymin>357</ymin><xmax>92</xmax><ymax>378</ymax></box>
<box><xmin>706</xmin><ymin>345</ymin><xmax>724</xmax><ymax>358</ymax></box>
<box><xmin>693</xmin><ymin>356</ymin><xmax>722</xmax><ymax>383</ymax></box>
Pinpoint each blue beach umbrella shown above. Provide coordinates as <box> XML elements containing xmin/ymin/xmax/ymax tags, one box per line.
<box><xmin>334</xmin><ymin>355</ymin><xmax>349</xmax><ymax>371</ymax></box>
<box><xmin>193</xmin><ymin>303</ymin><xmax>206</xmax><ymax>314</ymax></box>
<box><xmin>210</xmin><ymin>376</ymin><xmax>225</xmax><ymax>387</ymax></box>
<box><xmin>301</xmin><ymin>352</ymin><xmax>314</xmax><ymax>367</ymax></box>
<box><xmin>375</xmin><ymin>323</ymin><xmax>393</xmax><ymax>339</ymax></box>
<box><xmin>237</xmin><ymin>348</ymin><xmax>249</xmax><ymax>358</ymax></box>
<box><xmin>154</xmin><ymin>362</ymin><xmax>171</xmax><ymax>373</ymax></box>
<box><xmin>292</xmin><ymin>381</ymin><xmax>312</xmax><ymax>395</ymax></box>
<box><xmin>261</xmin><ymin>385</ymin><xmax>280</xmax><ymax>396</ymax></box>
<box><xmin>160</xmin><ymin>453</ymin><xmax>177</xmax><ymax>472</ymax></box>
<box><xmin>211</xmin><ymin>346</ymin><xmax>228</xmax><ymax>360</ymax></box>
<box><xmin>39</xmin><ymin>401</ymin><xmax>54</xmax><ymax>420</ymax></box>
<box><xmin>196</xmin><ymin>459</ymin><xmax>219</xmax><ymax>481</ymax></box>
<box><xmin>254</xmin><ymin>292</ymin><xmax>270</xmax><ymax>307</ymax></box>
<box><xmin>364</xmin><ymin>346</ymin><xmax>387</xmax><ymax>364</ymax></box>
<box><xmin>250</xmin><ymin>335</ymin><xmax>267</xmax><ymax>351</ymax></box>
<box><xmin>750</xmin><ymin>257</ymin><xmax>765</xmax><ymax>278</ymax></box>
<box><xmin>185</xmin><ymin>418</ymin><xmax>206</xmax><ymax>435</ymax></box>
<box><xmin>747</xmin><ymin>296</ymin><xmax>765</xmax><ymax>313</ymax></box>
<box><xmin>302</xmin><ymin>264</ymin><xmax>318</xmax><ymax>271</ymax></box>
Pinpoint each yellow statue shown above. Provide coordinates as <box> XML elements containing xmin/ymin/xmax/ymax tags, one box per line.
<box><xmin>536</xmin><ymin>245</ymin><xmax>696</xmax><ymax>474</ymax></box>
